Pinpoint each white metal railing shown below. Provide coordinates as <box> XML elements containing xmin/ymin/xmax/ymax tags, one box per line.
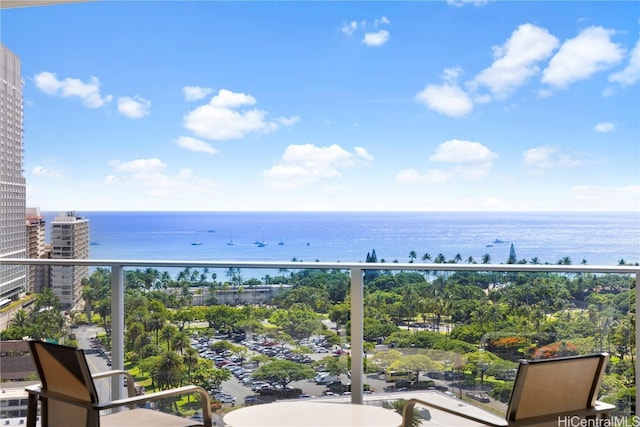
<box><xmin>3</xmin><ymin>258</ymin><xmax>639</xmax><ymax>410</ymax></box>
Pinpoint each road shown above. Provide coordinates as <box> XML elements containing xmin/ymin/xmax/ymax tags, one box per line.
<box><xmin>74</xmin><ymin>325</ymin><xmax>118</xmax><ymax>403</ymax></box>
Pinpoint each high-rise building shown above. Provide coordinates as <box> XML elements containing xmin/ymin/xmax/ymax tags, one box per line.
<box><xmin>50</xmin><ymin>211</ymin><xmax>89</xmax><ymax>309</ymax></box>
<box><xmin>26</xmin><ymin>207</ymin><xmax>47</xmax><ymax>294</ymax></box>
<box><xmin>0</xmin><ymin>43</ymin><xmax>27</xmax><ymax>303</ymax></box>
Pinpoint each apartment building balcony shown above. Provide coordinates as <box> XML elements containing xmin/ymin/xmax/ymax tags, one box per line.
<box><xmin>2</xmin><ymin>258</ymin><xmax>638</xmax><ymax>426</ymax></box>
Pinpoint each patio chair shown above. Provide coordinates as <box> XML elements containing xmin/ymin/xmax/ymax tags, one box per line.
<box><xmin>25</xmin><ymin>340</ymin><xmax>212</xmax><ymax>427</ymax></box>
<box><xmin>402</xmin><ymin>353</ymin><xmax>615</xmax><ymax>427</ymax></box>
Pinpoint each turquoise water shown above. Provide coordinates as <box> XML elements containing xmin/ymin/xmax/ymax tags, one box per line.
<box><xmin>43</xmin><ymin>211</ymin><xmax>639</xmax><ymax>267</ymax></box>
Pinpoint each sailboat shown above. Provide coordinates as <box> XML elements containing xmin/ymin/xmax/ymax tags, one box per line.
<box><xmin>255</xmin><ymin>232</ymin><xmax>266</xmax><ymax>247</ymax></box>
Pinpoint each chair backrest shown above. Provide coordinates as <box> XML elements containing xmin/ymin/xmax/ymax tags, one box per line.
<box><xmin>28</xmin><ymin>340</ymin><xmax>99</xmax><ymax>427</ymax></box>
<box><xmin>506</xmin><ymin>353</ymin><xmax>609</xmax><ymax>422</ymax></box>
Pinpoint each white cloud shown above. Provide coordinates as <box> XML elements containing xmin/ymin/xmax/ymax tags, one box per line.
<box><xmin>105</xmin><ymin>161</ymin><xmax>224</xmax><ymax>203</ymax></box>
<box><xmin>403</xmin><ymin>140</ymin><xmax>498</xmax><ymax>184</ymax></box>
<box><xmin>594</xmin><ymin>122</ymin><xmax>615</xmax><ymax>133</ymax></box>
<box><xmin>263</xmin><ymin>144</ymin><xmax>374</xmax><ymax>188</ymax></box>
<box><xmin>523</xmin><ymin>145</ymin><xmax>581</xmax><ymax>170</ymax></box>
<box><xmin>470</xmin><ymin>24</ymin><xmax>559</xmax><ymax>99</ymax></box>
<box><xmin>342</xmin><ymin>21</ymin><xmax>358</xmax><ymax>36</ymax></box>
<box><xmin>183</xmin><ymin>86</ymin><xmax>215</xmax><ymax>101</ymax></box>
<box><xmin>374</xmin><ymin>16</ymin><xmax>390</xmax><ymax>26</ymax></box>
<box><xmin>174</xmin><ymin>136</ymin><xmax>218</xmax><ymax>155</ymax></box>
<box><xmin>276</xmin><ymin>115</ymin><xmax>301</xmax><ymax>126</ymax></box>
<box><xmin>354</xmin><ymin>146</ymin><xmax>374</xmax><ymax>161</ymax></box>
<box><xmin>542</xmin><ymin>26</ymin><xmax>625</xmax><ymax>89</ymax></box>
<box><xmin>446</xmin><ymin>0</ymin><xmax>489</xmax><ymax>7</ymax></box>
<box><xmin>344</xmin><ymin>16</ymin><xmax>390</xmax><ymax>46</ymax></box>
<box><xmin>32</xmin><ymin>166</ymin><xmax>61</xmax><ymax>178</ymax></box>
<box><xmin>210</xmin><ymin>89</ymin><xmax>256</xmax><ymax>108</ymax></box>
<box><xmin>33</xmin><ymin>71</ymin><xmax>112</xmax><ymax>108</ymax></box>
<box><xmin>117</xmin><ymin>96</ymin><xmax>151</xmax><ymax>119</ymax></box>
<box><xmin>569</xmin><ymin>185</ymin><xmax>640</xmax><ymax>211</ymax></box>
<box><xmin>109</xmin><ymin>158</ymin><xmax>167</xmax><ymax>173</ymax></box>
<box><xmin>609</xmin><ymin>38</ymin><xmax>640</xmax><ymax>86</ymax></box>
<box><xmin>183</xmin><ymin>89</ymin><xmax>296</xmax><ymax>140</ymax></box>
<box><xmin>363</xmin><ymin>30</ymin><xmax>390</xmax><ymax>47</ymax></box>
<box><xmin>415</xmin><ymin>83</ymin><xmax>473</xmax><ymax>118</ymax></box>
<box><xmin>430</xmin><ymin>139</ymin><xmax>497</xmax><ymax>164</ymax></box>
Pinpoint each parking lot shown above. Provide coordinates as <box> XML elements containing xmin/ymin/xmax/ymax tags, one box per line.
<box><xmin>191</xmin><ymin>335</ymin><xmax>405</xmax><ymax>407</ymax></box>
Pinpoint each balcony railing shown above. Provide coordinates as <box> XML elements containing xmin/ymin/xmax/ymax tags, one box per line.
<box><xmin>3</xmin><ymin>258</ymin><xmax>639</xmax><ymax>417</ymax></box>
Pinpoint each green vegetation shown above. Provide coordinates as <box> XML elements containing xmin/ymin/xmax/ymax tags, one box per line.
<box><xmin>1</xmin><ymin>288</ymin><xmax>67</xmax><ymax>342</ymax></box>
<box><xmin>3</xmin><ymin>252</ymin><xmax>636</xmax><ymax>416</ymax></box>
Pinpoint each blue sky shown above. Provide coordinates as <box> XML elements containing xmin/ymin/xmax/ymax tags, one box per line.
<box><xmin>3</xmin><ymin>0</ymin><xmax>639</xmax><ymax>211</ymax></box>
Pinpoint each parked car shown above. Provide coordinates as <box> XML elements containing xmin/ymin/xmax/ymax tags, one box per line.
<box><xmin>314</xmin><ymin>373</ymin><xmax>338</xmax><ymax>384</ymax></box>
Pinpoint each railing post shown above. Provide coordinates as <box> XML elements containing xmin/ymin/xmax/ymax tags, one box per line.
<box><xmin>111</xmin><ymin>264</ymin><xmax>124</xmax><ymax>402</ymax></box>
<box><xmin>629</xmin><ymin>270</ymin><xmax>640</xmax><ymax>413</ymax></box>
<box><xmin>350</xmin><ymin>267</ymin><xmax>364</xmax><ymax>405</ymax></box>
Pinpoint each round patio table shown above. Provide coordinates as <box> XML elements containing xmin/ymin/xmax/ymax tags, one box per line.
<box><xmin>223</xmin><ymin>400</ymin><xmax>402</xmax><ymax>427</ymax></box>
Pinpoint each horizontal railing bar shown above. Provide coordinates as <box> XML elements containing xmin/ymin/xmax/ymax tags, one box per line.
<box><xmin>1</xmin><ymin>258</ymin><xmax>638</xmax><ymax>274</ymax></box>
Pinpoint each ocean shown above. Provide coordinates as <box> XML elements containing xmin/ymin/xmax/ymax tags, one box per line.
<box><xmin>42</xmin><ymin>212</ymin><xmax>639</xmax><ymax>272</ymax></box>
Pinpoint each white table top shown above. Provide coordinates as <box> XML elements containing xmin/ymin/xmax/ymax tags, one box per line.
<box><xmin>223</xmin><ymin>400</ymin><xmax>403</xmax><ymax>427</ymax></box>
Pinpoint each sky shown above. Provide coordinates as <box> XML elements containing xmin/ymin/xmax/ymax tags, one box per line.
<box><xmin>2</xmin><ymin>0</ymin><xmax>639</xmax><ymax>211</ymax></box>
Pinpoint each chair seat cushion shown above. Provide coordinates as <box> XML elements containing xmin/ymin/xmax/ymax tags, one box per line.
<box><xmin>101</xmin><ymin>408</ymin><xmax>204</xmax><ymax>427</ymax></box>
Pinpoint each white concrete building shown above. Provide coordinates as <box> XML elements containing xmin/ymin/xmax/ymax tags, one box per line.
<box><xmin>26</xmin><ymin>207</ymin><xmax>47</xmax><ymax>294</ymax></box>
<box><xmin>50</xmin><ymin>211</ymin><xmax>89</xmax><ymax>309</ymax></box>
<box><xmin>0</xmin><ymin>43</ymin><xmax>27</xmax><ymax>303</ymax></box>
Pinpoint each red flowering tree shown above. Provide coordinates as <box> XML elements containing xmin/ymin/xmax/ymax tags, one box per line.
<box><xmin>530</xmin><ymin>341</ymin><xmax>578</xmax><ymax>359</ymax></box>
<box><xmin>486</xmin><ymin>336</ymin><xmax>527</xmax><ymax>360</ymax></box>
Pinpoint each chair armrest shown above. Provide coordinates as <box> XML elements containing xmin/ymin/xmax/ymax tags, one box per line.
<box><xmin>25</xmin><ymin>385</ymin><xmax>95</xmax><ymax>410</ymax></box>
<box><xmin>96</xmin><ymin>385</ymin><xmax>212</xmax><ymax>427</ymax></box>
<box><xmin>401</xmin><ymin>398</ymin><xmax>508</xmax><ymax>427</ymax></box>
<box><xmin>92</xmin><ymin>369</ymin><xmax>136</xmax><ymax>398</ymax></box>
<box><xmin>26</xmin><ymin>384</ymin><xmax>212</xmax><ymax>427</ymax></box>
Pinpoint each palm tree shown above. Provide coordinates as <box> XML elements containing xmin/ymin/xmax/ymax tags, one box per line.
<box><xmin>558</xmin><ymin>256</ymin><xmax>572</xmax><ymax>265</ymax></box>
<box><xmin>154</xmin><ymin>351</ymin><xmax>183</xmax><ymax>391</ymax></box>
<box><xmin>481</xmin><ymin>253</ymin><xmax>491</xmax><ymax>264</ymax></box>
<box><xmin>10</xmin><ymin>309</ymin><xmax>29</xmax><ymax>328</ymax></box>
<box><xmin>172</xmin><ymin>331</ymin><xmax>190</xmax><ymax>355</ymax></box>
<box><xmin>158</xmin><ymin>271</ymin><xmax>172</xmax><ymax>289</ymax></box>
<box><xmin>150</xmin><ymin>312</ymin><xmax>165</xmax><ymax>346</ymax></box>
<box><xmin>408</xmin><ymin>251</ymin><xmax>417</xmax><ymax>263</ymax></box>
<box><xmin>183</xmin><ymin>347</ymin><xmax>199</xmax><ymax>385</ymax></box>
<box><xmin>143</xmin><ymin>267</ymin><xmax>160</xmax><ymax>291</ymax></box>
<box><xmin>421</xmin><ymin>253</ymin><xmax>432</xmax><ymax>262</ymax></box>
<box><xmin>81</xmin><ymin>281</ymin><xmax>97</xmax><ymax>321</ymax></box>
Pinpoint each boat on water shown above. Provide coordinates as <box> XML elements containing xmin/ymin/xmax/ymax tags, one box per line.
<box><xmin>278</xmin><ymin>241</ymin><xmax>284</xmax><ymax>246</ymax></box>
<box><xmin>192</xmin><ymin>242</ymin><xmax>203</xmax><ymax>246</ymax></box>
